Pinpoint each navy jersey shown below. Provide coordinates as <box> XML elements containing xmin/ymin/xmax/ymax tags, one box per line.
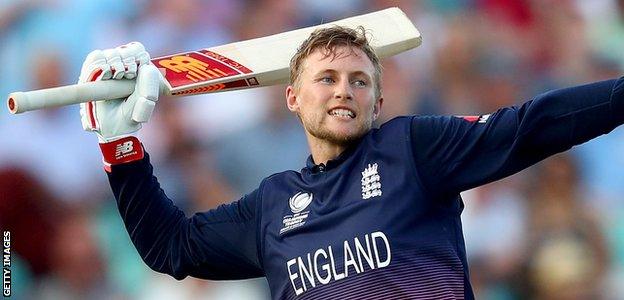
<box><xmin>108</xmin><ymin>78</ymin><xmax>624</xmax><ymax>299</ymax></box>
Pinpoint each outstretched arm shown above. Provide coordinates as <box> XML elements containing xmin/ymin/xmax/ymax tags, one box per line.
<box><xmin>411</xmin><ymin>78</ymin><xmax>624</xmax><ymax>196</ymax></box>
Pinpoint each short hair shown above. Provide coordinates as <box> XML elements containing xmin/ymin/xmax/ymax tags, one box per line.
<box><xmin>289</xmin><ymin>25</ymin><xmax>382</xmax><ymax>99</ymax></box>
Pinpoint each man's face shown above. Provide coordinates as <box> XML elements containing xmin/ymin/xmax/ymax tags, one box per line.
<box><xmin>286</xmin><ymin>46</ymin><xmax>383</xmax><ymax>146</ymax></box>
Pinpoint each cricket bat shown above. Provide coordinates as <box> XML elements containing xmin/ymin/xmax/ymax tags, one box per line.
<box><xmin>7</xmin><ymin>7</ymin><xmax>421</xmax><ymax>114</ymax></box>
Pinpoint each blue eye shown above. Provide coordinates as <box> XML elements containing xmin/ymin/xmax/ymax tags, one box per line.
<box><xmin>353</xmin><ymin>80</ymin><xmax>367</xmax><ymax>87</ymax></box>
<box><xmin>320</xmin><ymin>77</ymin><xmax>334</xmax><ymax>83</ymax></box>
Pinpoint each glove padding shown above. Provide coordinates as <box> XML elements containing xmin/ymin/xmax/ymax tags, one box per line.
<box><xmin>79</xmin><ymin>42</ymin><xmax>159</xmax><ymax>143</ymax></box>
<box><xmin>79</xmin><ymin>42</ymin><xmax>159</xmax><ymax>171</ymax></box>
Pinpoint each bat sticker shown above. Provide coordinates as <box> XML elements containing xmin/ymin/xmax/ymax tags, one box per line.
<box><xmin>152</xmin><ymin>51</ymin><xmax>252</xmax><ymax>88</ymax></box>
<box><xmin>171</xmin><ymin>77</ymin><xmax>259</xmax><ymax>95</ymax></box>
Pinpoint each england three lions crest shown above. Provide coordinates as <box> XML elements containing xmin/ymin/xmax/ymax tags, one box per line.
<box><xmin>361</xmin><ymin>163</ymin><xmax>382</xmax><ymax>200</ymax></box>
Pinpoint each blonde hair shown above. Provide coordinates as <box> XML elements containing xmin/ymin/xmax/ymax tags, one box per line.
<box><xmin>289</xmin><ymin>25</ymin><xmax>382</xmax><ymax>98</ymax></box>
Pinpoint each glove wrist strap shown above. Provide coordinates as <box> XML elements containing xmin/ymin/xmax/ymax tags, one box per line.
<box><xmin>99</xmin><ymin>136</ymin><xmax>144</xmax><ymax>172</ymax></box>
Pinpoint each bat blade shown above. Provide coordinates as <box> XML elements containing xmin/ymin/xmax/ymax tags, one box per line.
<box><xmin>154</xmin><ymin>7</ymin><xmax>421</xmax><ymax>96</ymax></box>
<box><xmin>7</xmin><ymin>7</ymin><xmax>421</xmax><ymax>114</ymax></box>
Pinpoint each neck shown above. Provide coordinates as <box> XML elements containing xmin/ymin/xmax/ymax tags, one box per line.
<box><xmin>306</xmin><ymin>134</ymin><xmax>349</xmax><ymax>166</ymax></box>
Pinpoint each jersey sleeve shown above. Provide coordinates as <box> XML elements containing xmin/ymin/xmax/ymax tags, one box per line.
<box><xmin>410</xmin><ymin>78</ymin><xmax>624</xmax><ymax>195</ymax></box>
<box><xmin>107</xmin><ymin>152</ymin><xmax>264</xmax><ymax>280</ymax></box>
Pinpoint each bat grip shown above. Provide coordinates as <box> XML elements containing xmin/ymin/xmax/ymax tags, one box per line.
<box><xmin>7</xmin><ymin>80</ymin><xmax>136</xmax><ymax>114</ymax></box>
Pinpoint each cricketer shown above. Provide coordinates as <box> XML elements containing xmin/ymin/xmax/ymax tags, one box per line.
<box><xmin>79</xmin><ymin>26</ymin><xmax>624</xmax><ymax>299</ymax></box>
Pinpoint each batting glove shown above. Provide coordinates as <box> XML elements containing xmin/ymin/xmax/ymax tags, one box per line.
<box><xmin>79</xmin><ymin>42</ymin><xmax>160</xmax><ymax>171</ymax></box>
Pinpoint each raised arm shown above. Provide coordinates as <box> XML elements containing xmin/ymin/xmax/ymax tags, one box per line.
<box><xmin>108</xmin><ymin>153</ymin><xmax>264</xmax><ymax>280</ymax></box>
<box><xmin>411</xmin><ymin>78</ymin><xmax>624</xmax><ymax>196</ymax></box>
<box><xmin>79</xmin><ymin>43</ymin><xmax>264</xmax><ymax>280</ymax></box>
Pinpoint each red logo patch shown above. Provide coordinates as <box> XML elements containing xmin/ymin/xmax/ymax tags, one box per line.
<box><xmin>459</xmin><ymin>116</ymin><xmax>479</xmax><ymax>122</ymax></box>
<box><xmin>152</xmin><ymin>51</ymin><xmax>252</xmax><ymax>88</ymax></box>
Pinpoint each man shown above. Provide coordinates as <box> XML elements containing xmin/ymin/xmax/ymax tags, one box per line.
<box><xmin>81</xmin><ymin>27</ymin><xmax>624</xmax><ymax>299</ymax></box>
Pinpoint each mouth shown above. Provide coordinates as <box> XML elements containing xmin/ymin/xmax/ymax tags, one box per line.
<box><xmin>328</xmin><ymin>107</ymin><xmax>356</xmax><ymax>119</ymax></box>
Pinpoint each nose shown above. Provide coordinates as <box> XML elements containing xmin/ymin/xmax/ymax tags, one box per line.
<box><xmin>334</xmin><ymin>79</ymin><xmax>353</xmax><ymax>101</ymax></box>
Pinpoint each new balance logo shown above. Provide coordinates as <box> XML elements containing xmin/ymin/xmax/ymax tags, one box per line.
<box><xmin>115</xmin><ymin>141</ymin><xmax>134</xmax><ymax>159</ymax></box>
<box><xmin>361</xmin><ymin>163</ymin><xmax>382</xmax><ymax>200</ymax></box>
<box><xmin>459</xmin><ymin>114</ymin><xmax>491</xmax><ymax>123</ymax></box>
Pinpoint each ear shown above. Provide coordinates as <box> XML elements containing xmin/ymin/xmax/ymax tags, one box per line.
<box><xmin>286</xmin><ymin>85</ymin><xmax>299</xmax><ymax>113</ymax></box>
<box><xmin>372</xmin><ymin>97</ymin><xmax>384</xmax><ymax>121</ymax></box>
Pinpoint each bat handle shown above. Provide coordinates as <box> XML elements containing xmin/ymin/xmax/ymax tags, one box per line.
<box><xmin>7</xmin><ymin>80</ymin><xmax>136</xmax><ymax>114</ymax></box>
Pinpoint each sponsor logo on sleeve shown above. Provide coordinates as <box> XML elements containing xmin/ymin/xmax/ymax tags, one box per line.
<box><xmin>458</xmin><ymin>114</ymin><xmax>491</xmax><ymax>123</ymax></box>
<box><xmin>477</xmin><ymin>114</ymin><xmax>491</xmax><ymax>123</ymax></box>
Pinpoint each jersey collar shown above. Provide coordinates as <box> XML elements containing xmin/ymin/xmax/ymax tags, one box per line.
<box><xmin>304</xmin><ymin>138</ymin><xmax>363</xmax><ymax>173</ymax></box>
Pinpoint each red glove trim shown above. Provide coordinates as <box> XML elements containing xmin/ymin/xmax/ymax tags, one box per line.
<box><xmin>99</xmin><ymin>136</ymin><xmax>144</xmax><ymax>172</ymax></box>
<box><xmin>86</xmin><ymin>68</ymin><xmax>104</xmax><ymax>130</ymax></box>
